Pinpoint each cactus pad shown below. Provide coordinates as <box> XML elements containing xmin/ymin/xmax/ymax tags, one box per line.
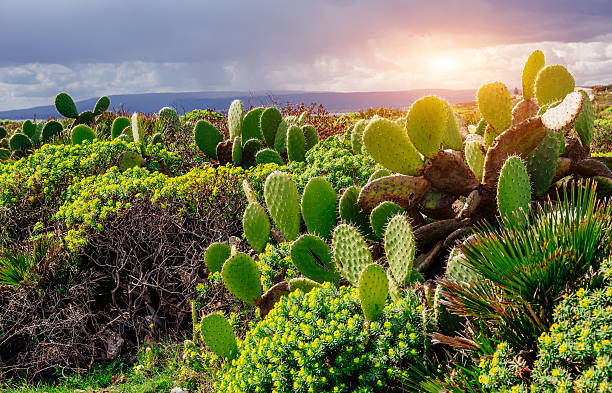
<box><xmin>301</xmin><ymin>177</ymin><xmax>337</xmax><ymax>239</ymax></box>
<box><xmin>274</xmin><ymin>118</ymin><xmax>295</xmax><ymax>154</ymax></box>
<box><xmin>232</xmin><ymin>136</ymin><xmax>242</xmax><ymax>165</ymax></box>
<box><xmin>535</xmin><ymin>65</ymin><xmax>575</xmax><ymax>106</ymax></box>
<box><xmin>242</xmin><ymin>179</ymin><xmax>259</xmax><ymax>204</ymax></box>
<box><xmin>512</xmin><ymin>99</ymin><xmax>539</xmax><ymax>125</ymax></box>
<box><xmin>384</xmin><ymin>214</ymin><xmax>415</xmax><ymax>285</ymax></box>
<box><xmin>405</xmin><ymin>96</ymin><xmax>447</xmax><ymax>158</ymax></box>
<box><xmin>351</xmin><ymin>119</ymin><xmax>368</xmax><ymax>154</ymax></box>
<box><xmin>158</xmin><ymin>107</ymin><xmax>180</xmax><ymax>132</ymax></box>
<box><xmin>255</xmin><ymin>148</ymin><xmax>284</xmax><ymax>166</ymax></box>
<box><xmin>302</xmin><ymin>125</ymin><xmax>319</xmax><ymax>150</ymax></box>
<box><xmin>55</xmin><ymin>92</ymin><xmax>78</xmax><ymax>118</ymax></box>
<box><xmin>264</xmin><ymin>171</ymin><xmax>301</xmax><ymax>241</ymax></box>
<box><xmin>71</xmin><ymin>125</ymin><xmax>96</xmax><ymax>145</ymax></box>
<box><xmin>241</xmin><ymin>107</ymin><xmax>264</xmax><ymax>143</ymax></box>
<box><xmin>540</xmin><ymin>91</ymin><xmax>584</xmax><ymax>131</ymax></box>
<box><xmin>261</xmin><ymin>107</ymin><xmax>282</xmax><ymax>147</ymax></box>
<box><xmin>363</xmin><ymin>117</ymin><xmax>424</xmax><ymax>175</ymax></box>
<box><xmin>131</xmin><ymin>113</ymin><xmax>143</xmax><ymax>144</ymax></box>
<box><xmin>111</xmin><ymin>117</ymin><xmax>130</xmax><ymax>139</ymax></box>
<box><xmin>204</xmin><ymin>242</ymin><xmax>231</xmax><ymax>274</ymax></box>
<box><xmin>290</xmin><ymin>234</ymin><xmax>340</xmax><ymax>284</ymax></box>
<box><xmin>22</xmin><ymin>120</ymin><xmax>36</xmax><ymax>138</ymax></box>
<box><xmin>41</xmin><ymin>121</ymin><xmax>63</xmax><ymax>143</ymax></box>
<box><xmin>423</xmin><ymin>150</ymin><xmax>481</xmax><ymax>196</ymax></box>
<box><xmin>288</xmin><ymin>277</ymin><xmax>322</xmax><ymax>293</ymax></box>
<box><xmin>0</xmin><ymin>148</ymin><xmax>10</xmax><ymax>160</ymax></box>
<box><xmin>93</xmin><ymin>96</ymin><xmax>110</xmax><ymax>116</ymax></box>
<box><xmin>287</xmin><ymin>124</ymin><xmax>306</xmax><ymax>162</ymax></box>
<box><xmin>369</xmin><ymin>201</ymin><xmax>404</xmax><ymax>239</ymax></box>
<box><xmin>574</xmin><ymin>90</ymin><xmax>594</xmax><ymax>147</ymax></box>
<box><xmin>433</xmin><ymin>285</ymin><xmax>462</xmax><ymax>335</ymax></box>
<box><xmin>497</xmin><ymin>156</ymin><xmax>531</xmax><ymax>225</ymax></box>
<box><xmin>475</xmin><ymin>118</ymin><xmax>487</xmax><ymax>136</ymax></box>
<box><xmin>357</xmin><ymin>174</ymin><xmax>430</xmax><ymax>212</ymax></box>
<box><xmin>118</xmin><ymin>151</ymin><xmax>145</xmax><ymax>171</ymax></box>
<box><xmin>367</xmin><ymin>169</ymin><xmax>392</xmax><ymax>183</ymax></box>
<box><xmin>339</xmin><ymin>186</ymin><xmax>372</xmax><ymax>237</ymax></box>
<box><xmin>228</xmin><ymin>99</ymin><xmax>244</xmax><ymax>141</ymax></box>
<box><xmin>464</xmin><ymin>140</ymin><xmax>485</xmax><ymax>181</ymax></box>
<box><xmin>332</xmin><ymin>224</ymin><xmax>373</xmax><ymax>286</ymax></box>
<box><xmin>525</xmin><ymin>131</ymin><xmax>561</xmax><ymax>196</ymax></box>
<box><xmin>9</xmin><ymin>133</ymin><xmax>32</xmax><ymax>151</ymax></box>
<box><xmin>521</xmin><ymin>50</ymin><xmax>545</xmax><ymax>100</ymax></box>
<box><xmin>358</xmin><ymin>264</ymin><xmax>389</xmax><ymax>322</ymax></box>
<box><xmin>477</xmin><ymin>82</ymin><xmax>512</xmax><ymax>136</ymax></box>
<box><xmin>200</xmin><ymin>313</ymin><xmax>238</xmax><ymax>359</ymax></box>
<box><xmin>242</xmin><ymin>138</ymin><xmax>264</xmax><ymax>168</ymax></box>
<box><xmin>242</xmin><ymin>203</ymin><xmax>270</xmax><ymax>253</ymax></box>
<box><xmin>194</xmin><ymin>120</ymin><xmax>222</xmax><ymax>159</ymax></box>
<box><xmin>441</xmin><ymin>100</ymin><xmax>463</xmax><ymax>151</ymax></box>
<box><xmin>221</xmin><ymin>253</ymin><xmax>262</xmax><ymax>306</ymax></box>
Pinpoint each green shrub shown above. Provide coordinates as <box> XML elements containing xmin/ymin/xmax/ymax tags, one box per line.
<box><xmin>214</xmin><ymin>283</ymin><xmax>425</xmax><ymax>393</ymax></box>
<box><xmin>255</xmin><ymin>242</ymin><xmax>300</xmax><ymax>292</ymax></box>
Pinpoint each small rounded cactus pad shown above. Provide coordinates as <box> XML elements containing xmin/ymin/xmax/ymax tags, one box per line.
<box><xmin>574</xmin><ymin>90</ymin><xmax>594</xmax><ymax>147</ymax></box>
<box><xmin>221</xmin><ymin>253</ymin><xmax>262</xmax><ymax>306</ymax></box>
<box><xmin>302</xmin><ymin>125</ymin><xmax>318</xmax><ymax>151</ymax></box>
<box><xmin>475</xmin><ymin>118</ymin><xmax>487</xmax><ymax>136</ymax></box>
<box><xmin>41</xmin><ymin>121</ymin><xmax>63</xmax><ymax>143</ymax></box>
<box><xmin>358</xmin><ymin>264</ymin><xmax>389</xmax><ymax>322</ymax></box>
<box><xmin>93</xmin><ymin>96</ymin><xmax>110</xmax><ymax>116</ymax></box>
<box><xmin>194</xmin><ymin>120</ymin><xmax>222</xmax><ymax>159</ymax></box>
<box><xmin>477</xmin><ymin>82</ymin><xmax>512</xmax><ymax>134</ymax></box>
<box><xmin>521</xmin><ymin>50</ymin><xmax>545</xmax><ymax>100</ymax></box>
<box><xmin>384</xmin><ymin>214</ymin><xmax>415</xmax><ymax>285</ymax></box>
<box><xmin>405</xmin><ymin>96</ymin><xmax>447</xmax><ymax>158</ymax></box>
<box><xmin>540</xmin><ymin>91</ymin><xmax>583</xmax><ymax>132</ymax></box>
<box><xmin>339</xmin><ymin>186</ymin><xmax>372</xmax><ymax>238</ymax></box>
<box><xmin>242</xmin><ymin>107</ymin><xmax>264</xmax><ymax>143</ymax></box>
<box><xmin>22</xmin><ymin>120</ymin><xmax>36</xmax><ymax>138</ymax></box>
<box><xmin>264</xmin><ymin>171</ymin><xmax>301</xmax><ymax>241</ymax></box>
<box><xmin>445</xmin><ymin>247</ymin><xmax>480</xmax><ymax>284</ymax></box>
<box><xmin>535</xmin><ymin>65</ymin><xmax>575</xmax><ymax>107</ymax></box>
<box><xmin>71</xmin><ymin>124</ymin><xmax>96</xmax><ymax>145</ymax></box>
<box><xmin>525</xmin><ymin>131</ymin><xmax>561</xmax><ymax>196</ymax></box>
<box><xmin>242</xmin><ymin>202</ymin><xmax>270</xmax><ymax>253</ymax></box>
<box><xmin>332</xmin><ymin>224</ymin><xmax>372</xmax><ymax>286</ymax></box>
<box><xmin>260</xmin><ymin>107</ymin><xmax>282</xmax><ymax>147</ymax></box>
<box><xmin>200</xmin><ymin>313</ymin><xmax>237</xmax><ymax>359</ymax></box>
<box><xmin>118</xmin><ymin>151</ymin><xmax>145</xmax><ymax>171</ymax></box>
<box><xmin>256</xmin><ymin>148</ymin><xmax>284</xmax><ymax>166</ymax></box>
<box><xmin>441</xmin><ymin>100</ymin><xmax>463</xmax><ymax>151</ymax></box>
<box><xmin>350</xmin><ymin>119</ymin><xmax>368</xmax><ymax>154</ymax></box>
<box><xmin>301</xmin><ymin>177</ymin><xmax>337</xmax><ymax>239</ymax></box>
<box><xmin>464</xmin><ymin>140</ymin><xmax>485</xmax><ymax>181</ymax></box>
<box><xmin>0</xmin><ymin>148</ymin><xmax>10</xmax><ymax>160</ymax></box>
<box><xmin>369</xmin><ymin>201</ymin><xmax>404</xmax><ymax>239</ymax></box>
<box><xmin>497</xmin><ymin>156</ymin><xmax>531</xmax><ymax>225</ymax></box>
<box><xmin>242</xmin><ymin>138</ymin><xmax>264</xmax><ymax>168</ymax></box>
<box><xmin>204</xmin><ymin>242</ymin><xmax>231</xmax><ymax>274</ymax></box>
<box><xmin>287</xmin><ymin>124</ymin><xmax>306</xmax><ymax>162</ymax></box>
<box><xmin>55</xmin><ymin>92</ymin><xmax>78</xmax><ymax>118</ymax></box>
<box><xmin>288</xmin><ymin>277</ymin><xmax>322</xmax><ymax>294</ymax></box>
<box><xmin>158</xmin><ymin>107</ymin><xmax>180</xmax><ymax>132</ymax></box>
<box><xmin>228</xmin><ymin>99</ymin><xmax>244</xmax><ymax>141</ymax></box>
<box><xmin>111</xmin><ymin>117</ymin><xmax>130</xmax><ymax>139</ymax></box>
<box><xmin>0</xmin><ymin>127</ymin><xmax>7</xmax><ymax>139</ymax></box>
<box><xmin>232</xmin><ymin>136</ymin><xmax>242</xmax><ymax>165</ymax></box>
<box><xmin>512</xmin><ymin>99</ymin><xmax>540</xmax><ymax>125</ymax></box>
<box><xmin>290</xmin><ymin>234</ymin><xmax>340</xmax><ymax>284</ymax></box>
<box><xmin>363</xmin><ymin>117</ymin><xmax>424</xmax><ymax>175</ymax></box>
<box><xmin>9</xmin><ymin>133</ymin><xmax>32</xmax><ymax>151</ymax></box>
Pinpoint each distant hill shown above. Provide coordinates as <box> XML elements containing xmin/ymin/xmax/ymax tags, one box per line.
<box><xmin>0</xmin><ymin>89</ymin><xmax>477</xmax><ymax>120</ymax></box>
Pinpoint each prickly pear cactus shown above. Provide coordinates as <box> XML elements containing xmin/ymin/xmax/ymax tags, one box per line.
<box><xmin>363</xmin><ymin>117</ymin><xmax>424</xmax><ymax>175</ymax></box>
<box><xmin>574</xmin><ymin>90</ymin><xmax>594</xmax><ymax>147</ymax></box>
<box><xmin>232</xmin><ymin>136</ymin><xmax>242</xmax><ymax>165</ymax></box>
<box><xmin>332</xmin><ymin>224</ymin><xmax>373</xmax><ymax>286</ymax></box>
<box><xmin>261</xmin><ymin>107</ymin><xmax>282</xmax><ymax>147</ymax></box>
<box><xmin>367</xmin><ymin>169</ymin><xmax>391</xmax><ymax>183</ymax></box>
<box><xmin>288</xmin><ymin>277</ymin><xmax>322</xmax><ymax>293</ymax></box>
<box><xmin>71</xmin><ymin>124</ymin><xmax>96</xmax><ymax>145</ymax></box>
<box><xmin>287</xmin><ymin>124</ymin><xmax>306</xmax><ymax>162</ymax></box>
<box><xmin>302</xmin><ymin>125</ymin><xmax>319</xmax><ymax>151</ymax></box>
<box><xmin>433</xmin><ymin>285</ymin><xmax>462</xmax><ymax>335</ymax></box>
<box><xmin>441</xmin><ymin>100</ymin><xmax>463</xmax><ymax>151</ymax></box>
<box><xmin>444</xmin><ymin>247</ymin><xmax>478</xmax><ymax>284</ymax></box>
<box><xmin>369</xmin><ymin>201</ymin><xmax>404</xmax><ymax>239</ymax></box>
<box><xmin>264</xmin><ymin>172</ymin><xmax>301</xmax><ymax>241</ymax></box>
<box><xmin>255</xmin><ymin>148</ymin><xmax>284</xmax><ymax>166</ymax></box>
<box><xmin>242</xmin><ymin>107</ymin><xmax>264</xmax><ymax>143</ymax></box>
<box><xmin>55</xmin><ymin>92</ymin><xmax>79</xmax><ymax>118</ymax></box>
<box><xmin>158</xmin><ymin>107</ymin><xmax>180</xmax><ymax>132</ymax></box>
<box><xmin>339</xmin><ymin>186</ymin><xmax>373</xmax><ymax>238</ymax></box>
<box><xmin>535</xmin><ymin>65</ymin><xmax>575</xmax><ymax>107</ymax></box>
<box><xmin>405</xmin><ymin>96</ymin><xmax>447</xmax><ymax>158</ymax></box>
<box><xmin>131</xmin><ymin>113</ymin><xmax>144</xmax><ymax>145</ymax></box>
<box><xmin>351</xmin><ymin>119</ymin><xmax>368</xmax><ymax>154</ymax></box>
<box><xmin>111</xmin><ymin>117</ymin><xmax>130</xmax><ymax>139</ymax></box>
<box><xmin>194</xmin><ymin>120</ymin><xmax>222</xmax><ymax>159</ymax></box>
<box><xmin>384</xmin><ymin>214</ymin><xmax>415</xmax><ymax>286</ymax></box>
<box><xmin>358</xmin><ymin>263</ymin><xmax>389</xmax><ymax>322</ymax></box>
<box><xmin>204</xmin><ymin>242</ymin><xmax>231</xmax><ymax>274</ymax></box>
<box><xmin>464</xmin><ymin>140</ymin><xmax>485</xmax><ymax>181</ymax></box>
<box><xmin>22</xmin><ymin>120</ymin><xmax>36</xmax><ymax>138</ymax></box>
<box><xmin>200</xmin><ymin>313</ymin><xmax>238</xmax><ymax>360</ymax></box>
<box><xmin>93</xmin><ymin>96</ymin><xmax>110</xmax><ymax>116</ymax></box>
<box><xmin>521</xmin><ymin>50</ymin><xmax>545</xmax><ymax>100</ymax></box>
<box><xmin>290</xmin><ymin>234</ymin><xmax>340</xmax><ymax>285</ymax></box>
<box><xmin>301</xmin><ymin>177</ymin><xmax>337</xmax><ymax>239</ymax></box>
<box><xmin>243</xmin><ymin>203</ymin><xmax>270</xmax><ymax>253</ymax></box>
<box><xmin>41</xmin><ymin>121</ymin><xmax>63</xmax><ymax>143</ymax></box>
<box><xmin>525</xmin><ymin>131</ymin><xmax>561</xmax><ymax>196</ymax></box>
<box><xmin>242</xmin><ymin>138</ymin><xmax>264</xmax><ymax>168</ymax></box>
<box><xmin>228</xmin><ymin>99</ymin><xmax>244</xmax><ymax>141</ymax></box>
<box><xmin>497</xmin><ymin>156</ymin><xmax>531</xmax><ymax>225</ymax></box>
<box><xmin>221</xmin><ymin>253</ymin><xmax>262</xmax><ymax>306</ymax></box>
<box><xmin>477</xmin><ymin>82</ymin><xmax>512</xmax><ymax>146</ymax></box>
<box><xmin>274</xmin><ymin>118</ymin><xmax>295</xmax><ymax>154</ymax></box>
<box><xmin>8</xmin><ymin>133</ymin><xmax>32</xmax><ymax>151</ymax></box>
<box><xmin>118</xmin><ymin>151</ymin><xmax>145</xmax><ymax>171</ymax></box>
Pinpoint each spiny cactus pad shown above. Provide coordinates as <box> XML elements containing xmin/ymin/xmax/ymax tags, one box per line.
<box><xmin>464</xmin><ymin>140</ymin><xmax>485</xmax><ymax>181</ymax></box>
<box><xmin>574</xmin><ymin>90</ymin><xmax>594</xmax><ymax>146</ymax></box>
<box><xmin>351</xmin><ymin>119</ymin><xmax>368</xmax><ymax>154</ymax></box>
<box><xmin>242</xmin><ymin>138</ymin><xmax>264</xmax><ymax>168</ymax></box>
<box><xmin>204</xmin><ymin>242</ymin><xmax>231</xmax><ymax>274</ymax></box>
<box><xmin>444</xmin><ymin>247</ymin><xmax>479</xmax><ymax>284</ymax></box>
<box><xmin>242</xmin><ymin>107</ymin><xmax>264</xmax><ymax>143</ymax></box>
<box><xmin>9</xmin><ymin>133</ymin><xmax>32</xmax><ymax>151</ymax></box>
<box><xmin>71</xmin><ymin>125</ymin><xmax>96</xmax><ymax>145</ymax></box>
<box><xmin>255</xmin><ymin>148</ymin><xmax>284</xmax><ymax>166</ymax></box>
<box><xmin>302</xmin><ymin>125</ymin><xmax>319</xmax><ymax>151</ymax></box>
<box><xmin>370</xmin><ymin>201</ymin><xmax>404</xmax><ymax>239</ymax></box>
<box><xmin>194</xmin><ymin>120</ymin><xmax>222</xmax><ymax>159</ymax></box>
<box><xmin>158</xmin><ymin>107</ymin><xmax>180</xmax><ymax>132</ymax></box>
<box><xmin>535</xmin><ymin>65</ymin><xmax>575</xmax><ymax>106</ymax></box>
<box><xmin>358</xmin><ymin>264</ymin><xmax>389</xmax><ymax>322</ymax></box>
<box><xmin>0</xmin><ymin>127</ymin><xmax>6</xmax><ymax>139</ymax></box>
<box><xmin>423</xmin><ymin>150</ymin><xmax>480</xmax><ymax>196</ymax></box>
<box><xmin>118</xmin><ymin>151</ymin><xmax>145</xmax><ymax>171</ymax></box>
<box><xmin>261</xmin><ymin>107</ymin><xmax>282</xmax><ymax>147</ymax></box>
<box><xmin>512</xmin><ymin>99</ymin><xmax>540</xmax><ymax>125</ymax></box>
<box><xmin>290</xmin><ymin>234</ymin><xmax>340</xmax><ymax>284</ymax></box>
<box><xmin>243</xmin><ymin>203</ymin><xmax>270</xmax><ymax>253</ymax></box>
<box><xmin>339</xmin><ymin>186</ymin><xmax>373</xmax><ymax>237</ymax></box>
<box><xmin>93</xmin><ymin>96</ymin><xmax>110</xmax><ymax>116</ymax></box>
<box><xmin>111</xmin><ymin>117</ymin><xmax>130</xmax><ymax>139</ymax></box>
<box><xmin>384</xmin><ymin>214</ymin><xmax>416</xmax><ymax>286</ymax></box>
<box><xmin>357</xmin><ymin>174</ymin><xmax>430</xmax><ymax>212</ymax></box>
<box><xmin>200</xmin><ymin>313</ymin><xmax>238</xmax><ymax>360</ymax></box>
<box><xmin>22</xmin><ymin>120</ymin><xmax>36</xmax><ymax>138</ymax></box>
<box><xmin>477</xmin><ymin>82</ymin><xmax>512</xmax><ymax>137</ymax></box>
<box><xmin>287</xmin><ymin>125</ymin><xmax>306</xmax><ymax>162</ymax></box>
<box><xmin>433</xmin><ymin>285</ymin><xmax>462</xmax><ymax>335</ymax></box>
<box><xmin>332</xmin><ymin>224</ymin><xmax>373</xmax><ymax>286</ymax></box>
<box><xmin>0</xmin><ymin>148</ymin><xmax>10</xmax><ymax>160</ymax></box>
<box><xmin>525</xmin><ymin>131</ymin><xmax>561</xmax><ymax>196</ymax></box>
<box><xmin>405</xmin><ymin>96</ymin><xmax>447</xmax><ymax>158</ymax></box>
<box><xmin>540</xmin><ymin>91</ymin><xmax>584</xmax><ymax>131</ymax></box>
<box><xmin>367</xmin><ymin>169</ymin><xmax>392</xmax><ymax>183</ymax></box>
<box><xmin>301</xmin><ymin>177</ymin><xmax>337</xmax><ymax>239</ymax></box>
<box><xmin>264</xmin><ymin>171</ymin><xmax>301</xmax><ymax>241</ymax></box>
<box><xmin>242</xmin><ymin>179</ymin><xmax>259</xmax><ymax>204</ymax></box>
<box><xmin>288</xmin><ymin>277</ymin><xmax>322</xmax><ymax>293</ymax></box>
<box><xmin>521</xmin><ymin>50</ymin><xmax>545</xmax><ymax>100</ymax></box>
<box><xmin>441</xmin><ymin>100</ymin><xmax>463</xmax><ymax>151</ymax></box>
<box><xmin>131</xmin><ymin>113</ymin><xmax>143</xmax><ymax>144</ymax></box>
<box><xmin>274</xmin><ymin>118</ymin><xmax>295</xmax><ymax>154</ymax></box>
<box><xmin>221</xmin><ymin>253</ymin><xmax>262</xmax><ymax>306</ymax></box>
<box><xmin>55</xmin><ymin>92</ymin><xmax>78</xmax><ymax>118</ymax></box>
<box><xmin>41</xmin><ymin>121</ymin><xmax>63</xmax><ymax>143</ymax></box>
<box><xmin>363</xmin><ymin>117</ymin><xmax>424</xmax><ymax>175</ymax></box>
<box><xmin>228</xmin><ymin>99</ymin><xmax>244</xmax><ymax>141</ymax></box>
<box><xmin>497</xmin><ymin>156</ymin><xmax>531</xmax><ymax>225</ymax></box>
<box><xmin>232</xmin><ymin>136</ymin><xmax>242</xmax><ymax>165</ymax></box>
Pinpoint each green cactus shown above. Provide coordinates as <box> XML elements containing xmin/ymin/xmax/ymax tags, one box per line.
<box><xmin>194</xmin><ymin>120</ymin><xmax>222</xmax><ymax>159</ymax></box>
<box><xmin>55</xmin><ymin>92</ymin><xmax>79</xmax><ymax>118</ymax></box>
<box><xmin>367</xmin><ymin>169</ymin><xmax>391</xmax><ymax>183</ymax></box>
<box><xmin>274</xmin><ymin>117</ymin><xmax>297</xmax><ymax>154</ymax></box>
<box><xmin>118</xmin><ymin>151</ymin><xmax>145</xmax><ymax>171</ymax></box>
<box><xmin>242</xmin><ymin>203</ymin><xmax>270</xmax><ymax>253</ymax></box>
<box><xmin>228</xmin><ymin>99</ymin><xmax>244</xmax><ymax>141</ymax></box>
<box><xmin>363</xmin><ymin>117</ymin><xmax>424</xmax><ymax>175</ymax></box>
<box><xmin>350</xmin><ymin>119</ymin><xmax>368</xmax><ymax>154</ymax></box>
<box><xmin>0</xmin><ymin>127</ymin><xmax>6</xmax><ymax>139</ymax></box>
<box><xmin>301</xmin><ymin>177</ymin><xmax>337</xmax><ymax>239</ymax></box>
<box><xmin>242</xmin><ymin>179</ymin><xmax>259</xmax><ymax>204</ymax></box>
<box><xmin>444</xmin><ymin>247</ymin><xmax>480</xmax><ymax>284</ymax></box>
<box><xmin>535</xmin><ymin>65</ymin><xmax>575</xmax><ymax>107</ymax></box>
<box><xmin>264</xmin><ymin>171</ymin><xmax>301</xmax><ymax>241</ymax></box>
<box><xmin>464</xmin><ymin>140</ymin><xmax>485</xmax><ymax>181</ymax></box>
<box><xmin>384</xmin><ymin>214</ymin><xmax>415</xmax><ymax>286</ymax></box>
<box><xmin>0</xmin><ymin>148</ymin><xmax>10</xmax><ymax>160</ymax></box>
<box><xmin>288</xmin><ymin>277</ymin><xmax>322</xmax><ymax>293</ymax></box>
<box><xmin>22</xmin><ymin>120</ymin><xmax>36</xmax><ymax>138</ymax></box>
<box><xmin>255</xmin><ymin>148</ymin><xmax>284</xmax><ymax>166</ymax></box>
<box><xmin>574</xmin><ymin>90</ymin><xmax>594</xmax><ymax>147</ymax></box>
<box><xmin>74</xmin><ymin>111</ymin><xmax>95</xmax><ymax>126</ymax></box>
<box><xmin>8</xmin><ymin>133</ymin><xmax>32</xmax><ymax>151</ymax></box>
<box><xmin>497</xmin><ymin>156</ymin><xmax>531</xmax><ymax>225</ymax></box>
<box><xmin>441</xmin><ymin>100</ymin><xmax>463</xmax><ymax>151</ymax></box>
<box><xmin>71</xmin><ymin>124</ymin><xmax>96</xmax><ymax>145</ymax></box>
<box><xmin>41</xmin><ymin>121</ymin><xmax>63</xmax><ymax>143</ymax></box>
<box><xmin>297</xmin><ymin>111</ymin><xmax>308</xmax><ymax>124</ymax></box>
<box><xmin>158</xmin><ymin>107</ymin><xmax>180</xmax><ymax>132</ymax></box>
<box><xmin>475</xmin><ymin>118</ymin><xmax>487</xmax><ymax>136</ymax></box>
<box><xmin>405</xmin><ymin>96</ymin><xmax>447</xmax><ymax>158</ymax></box>
<box><xmin>150</xmin><ymin>133</ymin><xmax>163</xmax><ymax>145</ymax></box>
<box><xmin>369</xmin><ymin>201</ymin><xmax>404</xmax><ymax>239</ymax></box>
<box><xmin>302</xmin><ymin>125</ymin><xmax>318</xmax><ymax>151</ymax></box>
<box><xmin>525</xmin><ymin>131</ymin><xmax>561</xmax><ymax>196</ymax></box>
<box><xmin>111</xmin><ymin>117</ymin><xmax>130</xmax><ymax>139</ymax></box>
<box><xmin>290</xmin><ymin>234</ymin><xmax>340</xmax><ymax>285</ymax></box>
<box><xmin>522</xmin><ymin>50</ymin><xmax>545</xmax><ymax>100</ymax></box>
<box><xmin>477</xmin><ymin>82</ymin><xmax>512</xmax><ymax>145</ymax></box>
<box><xmin>232</xmin><ymin>136</ymin><xmax>242</xmax><ymax>165</ymax></box>
<box><xmin>116</xmin><ymin>134</ymin><xmax>131</xmax><ymax>143</ymax></box>
<box><xmin>358</xmin><ymin>263</ymin><xmax>389</xmax><ymax>322</ymax></box>
<box><xmin>242</xmin><ymin>107</ymin><xmax>264</xmax><ymax>143</ymax></box>
<box><xmin>204</xmin><ymin>242</ymin><xmax>231</xmax><ymax>274</ymax></box>
<box><xmin>261</xmin><ymin>107</ymin><xmax>282</xmax><ymax>147</ymax></box>
<box><xmin>433</xmin><ymin>285</ymin><xmax>462</xmax><ymax>335</ymax></box>
<box><xmin>221</xmin><ymin>253</ymin><xmax>262</xmax><ymax>306</ymax></box>
<box><xmin>287</xmin><ymin>125</ymin><xmax>306</xmax><ymax>162</ymax></box>
<box><xmin>92</xmin><ymin>96</ymin><xmax>110</xmax><ymax>116</ymax></box>
<box><xmin>339</xmin><ymin>186</ymin><xmax>372</xmax><ymax>238</ymax></box>
<box><xmin>332</xmin><ymin>224</ymin><xmax>373</xmax><ymax>286</ymax></box>
<box><xmin>200</xmin><ymin>313</ymin><xmax>238</xmax><ymax>360</ymax></box>
<box><xmin>242</xmin><ymin>138</ymin><xmax>264</xmax><ymax>168</ymax></box>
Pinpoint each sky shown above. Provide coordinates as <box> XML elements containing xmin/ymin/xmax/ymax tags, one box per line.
<box><xmin>1</xmin><ymin>0</ymin><xmax>612</xmax><ymax>111</ymax></box>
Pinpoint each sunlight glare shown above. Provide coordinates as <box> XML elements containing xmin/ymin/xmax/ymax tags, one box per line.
<box><xmin>430</xmin><ymin>56</ymin><xmax>459</xmax><ymax>73</ymax></box>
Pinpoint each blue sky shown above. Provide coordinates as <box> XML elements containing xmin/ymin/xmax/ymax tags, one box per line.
<box><xmin>1</xmin><ymin>0</ymin><xmax>611</xmax><ymax>110</ymax></box>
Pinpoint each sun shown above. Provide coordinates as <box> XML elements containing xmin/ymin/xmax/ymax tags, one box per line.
<box><xmin>430</xmin><ymin>56</ymin><xmax>459</xmax><ymax>72</ymax></box>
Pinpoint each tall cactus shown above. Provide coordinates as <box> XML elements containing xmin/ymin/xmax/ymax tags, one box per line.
<box><xmin>264</xmin><ymin>172</ymin><xmax>301</xmax><ymax>241</ymax></box>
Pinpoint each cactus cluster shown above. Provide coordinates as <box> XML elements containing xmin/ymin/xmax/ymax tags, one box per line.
<box><xmin>193</xmin><ymin>100</ymin><xmax>319</xmax><ymax>167</ymax></box>
<box><xmin>0</xmin><ymin>119</ymin><xmax>66</xmax><ymax>160</ymax></box>
<box><xmin>54</xmin><ymin>92</ymin><xmax>109</xmax><ymax>127</ymax></box>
